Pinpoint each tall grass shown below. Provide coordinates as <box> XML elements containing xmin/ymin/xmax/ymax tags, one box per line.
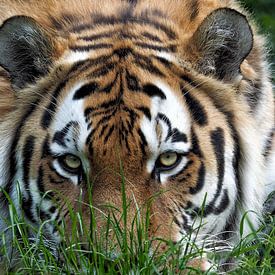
<box><xmin>0</xmin><ymin>179</ymin><xmax>274</xmax><ymax>274</ymax></box>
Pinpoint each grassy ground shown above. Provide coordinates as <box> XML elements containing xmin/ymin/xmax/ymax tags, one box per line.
<box><xmin>0</xmin><ymin>184</ymin><xmax>274</xmax><ymax>274</ymax></box>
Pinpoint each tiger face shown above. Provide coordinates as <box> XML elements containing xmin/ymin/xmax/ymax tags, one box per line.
<box><xmin>0</xmin><ymin>1</ymin><xmax>273</xmax><ymax>255</ymax></box>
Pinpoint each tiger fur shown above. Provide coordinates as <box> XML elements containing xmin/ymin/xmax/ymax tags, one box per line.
<box><xmin>0</xmin><ymin>0</ymin><xmax>274</xmax><ymax>271</ymax></box>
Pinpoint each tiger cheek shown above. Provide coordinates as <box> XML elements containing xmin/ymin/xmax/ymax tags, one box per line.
<box><xmin>41</xmin><ymin>161</ymin><xmax>80</xmax><ymax>207</ymax></box>
<box><xmin>172</xmin><ymin>155</ymin><xmax>201</xmax><ymax>192</ymax></box>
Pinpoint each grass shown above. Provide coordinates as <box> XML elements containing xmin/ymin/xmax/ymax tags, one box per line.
<box><xmin>0</xmin><ymin>179</ymin><xmax>274</xmax><ymax>274</ymax></box>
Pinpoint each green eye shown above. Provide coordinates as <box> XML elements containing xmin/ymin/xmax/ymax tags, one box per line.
<box><xmin>157</xmin><ymin>152</ymin><xmax>181</xmax><ymax>171</ymax></box>
<box><xmin>59</xmin><ymin>154</ymin><xmax>82</xmax><ymax>173</ymax></box>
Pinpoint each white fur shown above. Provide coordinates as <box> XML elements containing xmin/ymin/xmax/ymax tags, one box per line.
<box><xmin>0</xmin><ymin>126</ymin><xmax>15</xmax><ymax>188</ymax></box>
<box><xmin>142</xmin><ymin>80</ymin><xmax>192</xmax><ymax>178</ymax></box>
<box><xmin>50</xmin><ymin>82</ymin><xmax>91</xmax><ymax>182</ymax></box>
<box><xmin>156</xmin><ymin>52</ymin><xmax>176</xmax><ymax>63</ymax></box>
<box><xmin>265</xmin><ymin>149</ymin><xmax>275</xmax><ymax>197</ymax></box>
<box><xmin>237</xmin><ymin>119</ymin><xmax>265</xmax><ymax>235</ymax></box>
<box><xmin>61</xmin><ymin>51</ymin><xmax>90</xmax><ymax>64</ymax></box>
<box><xmin>51</xmin><ymin>83</ymin><xmax>89</xmax><ymax>151</ymax></box>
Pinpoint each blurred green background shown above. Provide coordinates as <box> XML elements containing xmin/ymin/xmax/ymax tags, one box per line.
<box><xmin>242</xmin><ymin>0</ymin><xmax>275</xmax><ymax>79</ymax></box>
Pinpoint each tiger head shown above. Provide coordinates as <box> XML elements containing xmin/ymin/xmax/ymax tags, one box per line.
<box><xmin>0</xmin><ymin>3</ymin><xmax>257</xmax><ymax>252</ymax></box>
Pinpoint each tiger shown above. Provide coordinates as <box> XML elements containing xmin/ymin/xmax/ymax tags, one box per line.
<box><xmin>0</xmin><ymin>0</ymin><xmax>274</xmax><ymax>271</ymax></box>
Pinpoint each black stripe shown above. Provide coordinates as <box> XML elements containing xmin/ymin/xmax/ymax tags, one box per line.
<box><xmin>202</xmin><ymin>91</ymin><xmax>242</xmax><ymax>203</ymax></box>
<box><xmin>69</xmin><ymin>43</ymin><xmax>113</xmax><ymax>51</ymax></box>
<box><xmin>137</xmin><ymin>107</ymin><xmax>151</xmax><ymax>121</ymax></box>
<box><xmin>134</xmin><ymin>58</ymin><xmax>164</xmax><ymax>76</ymax></box>
<box><xmin>22</xmin><ymin>135</ymin><xmax>36</xmax><ymax>190</ymax></box>
<box><xmin>104</xmin><ymin>125</ymin><xmax>115</xmax><ymax>143</ymax></box>
<box><xmin>244</xmin><ymin>79</ymin><xmax>262</xmax><ymax>110</ymax></box>
<box><xmin>123</xmin><ymin>106</ymin><xmax>138</xmax><ymax>127</ymax></box>
<box><xmin>38</xmin><ymin>209</ymin><xmax>51</xmax><ymax>221</ymax></box>
<box><xmin>170</xmin><ymin>159</ymin><xmax>193</xmax><ymax>181</ymax></box>
<box><xmin>157</xmin><ymin>113</ymin><xmax>171</xmax><ymax>128</ymax></box>
<box><xmin>201</xmin><ymin>128</ymin><xmax>225</xmax><ymax>216</ymax></box>
<box><xmin>124</xmin><ymin>135</ymin><xmax>131</xmax><ymax>153</ymax></box>
<box><xmin>78</xmin><ymin>31</ymin><xmax>117</xmax><ymax>41</ymax></box>
<box><xmin>99</xmin><ymin>125</ymin><xmax>109</xmax><ymax>138</ymax></box>
<box><xmin>41</xmin><ymin>80</ymin><xmax>67</xmax><ymax>129</ymax></box>
<box><xmin>213</xmin><ymin>189</ymin><xmax>230</xmax><ymax>215</ymax></box>
<box><xmin>37</xmin><ymin>165</ymin><xmax>45</xmax><ymax>193</ymax></box>
<box><xmin>263</xmin><ymin>129</ymin><xmax>274</xmax><ymax>158</ymax></box>
<box><xmin>191</xmin><ymin>128</ymin><xmax>203</xmax><ymax>157</ymax></box>
<box><xmin>85</xmin><ymin>107</ymin><xmax>115</xmax><ymax>118</ymax></box>
<box><xmin>84</xmin><ymin>107</ymin><xmax>95</xmax><ymax>118</ymax></box>
<box><xmin>98</xmin><ymin>98</ymin><xmax>121</xmax><ymax>110</ymax></box>
<box><xmin>189</xmin><ymin>162</ymin><xmax>205</xmax><ymax>194</ymax></box>
<box><xmin>114</xmin><ymin>47</ymin><xmax>133</xmax><ymax>58</ymax></box>
<box><xmin>22</xmin><ymin>197</ymin><xmax>36</xmax><ymax>223</ymax></box>
<box><xmin>182</xmin><ymin>88</ymin><xmax>208</xmax><ymax>126</ymax></box>
<box><xmin>138</xmin><ymin>128</ymin><xmax>148</xmax><ymax>156</ymax></box>
<box><xmin>181</xmin><ymin>74</ymin><xmax>197</xmax><ymax>86</ymax></box>
<box><xmin>49</xmin><ymin>206</ymin><xmax>57</xmax><ymax>213</ymax></box>
<box><xmin>86</xmin><ymin>129</ymin><xmax>96</xmax><ymax>146</ymax></box>
<box><xmin>73</xmin><ymin>82</ymin><xmax>99</xmax><ymax>100</ymax></box>
<box><xmin>69</xmin><ymin>54</ymin><xmax>114</xmax><ymax>76</ymax></box>
<box><xmin>232</xmin><ymin>127</ymin><xmax>241</xmax><ymax>201</ymax></box>
<box><xmin>49</xmin><ymin>163</ymin><xmax>70</xmax><ymax>181</ymax></box>
<box><xmin>157</xmin><ymin>113</ymin><xmax>187</xmax><ymax>143</ymax></box>
<box><xmin>190</xmin><ymin>0</ymin><xmax>199</xmax><ymax>21</ymax></box>
<box><xmin>173</xmin><ymin>217</ymin><xmax>182</xmax><ymax>228</ymax></box>
<box><xmin>126</xmin><ymin>70</ymin><xmax>141</xmax><ymax>91</ymax></box>
<box><xmin>134</xmin><ymin>17</ymin><xmax>177</xmax><ymax>39</ymax></box>
<box><xmin>76</xmin><ymin>15</ymin><xmax>177</xmax><ymax>40</ymax></box>
<box><xmin>169</xmin><ymin>128</ymin><xmax>188</xmax><ymax>143</ymax></box>
<box><xmin>42</xmin><ymin>135</ymin><xmax>51</xmax><ymax>158</ymax></box>
<box><xmin>210</xmin><ymin>127</ymin><xmax>225</xmax><ymax>200</ymax></box>
<box><xmin>132</xmin><ymin>51</ymin><xmax>166</xmax><ymax>75</ymax></box>
<box><xmin>143</xmin><ymin>84</ymin><xmax>166</xmax><ymax>99</ymax></box>
<box><xmin>88</xmin><ymin>62</ymin><xmax>117</xmax><ymax>78</ymax></box>
<box><xmin>173</xmin><ymin>209</ymin><xmax>192</xmax><ymax>232</ymax></box>
<box><xmin>52</xmin><ymin>121</ymin><xmax>78</xmax><ymax>147</ymax></box>
<box><xmin>141</xmin><ymin>32</ymin><xmax>162</xmax><ymax>42</ymax></box>
<box><xmin>22</xmin><ymin>135</ymin><xmax>36</xmax><ymax>222</ymax></box>
<box><xmin>71</xmin><ymin>22</ymin><xmax>94</xmax><ymax>32</ymax></box>
<box><xmin>153</xmin><ymin>56</ymin><xmax>172</xmax><ymax>69</ymax></box>
<box><xmin>181</xmin><ymin>213</ymin><xmax>192</xmax><ymax>231</ymax></box>
<box><xmin>94</xmin><ymin>110</ymin><xmax>117</xmax><ymax>128</ymax></box>
<box><xmin>222</xmin><ymin>205</ymin><xmax>238</xmax><ymax>240</ymax></box>
<box><xmin>5</xmin><ymin>97</ymin><xmax>41</xmax><ymax>197</ymax></box>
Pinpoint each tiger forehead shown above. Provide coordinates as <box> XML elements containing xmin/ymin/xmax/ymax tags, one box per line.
<box><xmin>50</xmin><ymin>59</ymin><xmax>190</xmax><ymax>161</ymax></box>
<box><xmin>64</xmin><ymin>7</ymin><xmax>180</xmax><ymax>66</ymax></box>
<box><xmin>48</xmin><ymin>6</ymin><xmax>196</xmax><ymax>161</ymax></box>
<box><xmin>68</xmin><ymin>7</ymin><xmax>179</xmax><ymax>42</ymax></box>
<box><xmin>70</xmin><ymin>19</ymin><xmax>178</xmax><ymax>47</ymax></box>
<box><xmin>79</xmin><ymin>74</ymin><xmax>188</xmax><ymax>157</ymax></box>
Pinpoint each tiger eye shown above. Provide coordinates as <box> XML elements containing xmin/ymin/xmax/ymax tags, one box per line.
<box><xmin>159</xmin><ymin>152</ymin><xmax>178</xmax><ymax>167</ymax></box>
<box><xmin>63</xmin><ymin>154</ymin><xmax>81</xmax><ymax>171</ymax></box>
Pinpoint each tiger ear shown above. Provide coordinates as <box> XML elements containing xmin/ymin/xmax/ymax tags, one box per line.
<box><xmin>0</xmin><ymin>16</ymin><xmax>53</xmax><ymax>89</ymax></box>
<box><xmin>189</xmin><ymin>8</ymin><xmax>253</xmax><ymax>81</ymax></box>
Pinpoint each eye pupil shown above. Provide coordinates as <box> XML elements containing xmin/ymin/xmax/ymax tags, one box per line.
<box><xmin>159</xmin><ymin>152</ymin><xmax>179</xmax><ymax>168</ymax></box>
